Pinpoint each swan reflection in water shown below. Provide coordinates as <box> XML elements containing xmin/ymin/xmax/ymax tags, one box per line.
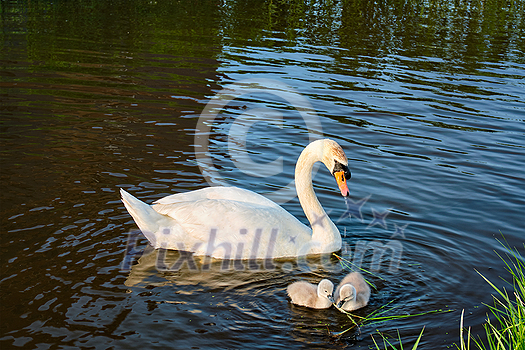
<box><xmin>122</xmin><ymin>241</ymin><xmax>344</xmax><ymax>288</ymax></box>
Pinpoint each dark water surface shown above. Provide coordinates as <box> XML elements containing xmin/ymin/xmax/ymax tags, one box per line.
<box><xmin>1</xmin><ymin>0</ymin><xmax>524</xmax><ymax>348</ymax></box>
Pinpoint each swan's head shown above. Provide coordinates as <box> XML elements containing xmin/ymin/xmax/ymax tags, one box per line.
<box><xmin>321</xmin><ymin>139</ymin><xmax>351</xmax><ymax>197</ymax></box>
<box><xmin>337</xmin><ymin>284</ymin><xmax>357</xmax><ymax>307</ymax></box>
<box><xmin>317</xmin><ymin>279</ymin><xmax>334</xmax><ymax>303</ymax></box>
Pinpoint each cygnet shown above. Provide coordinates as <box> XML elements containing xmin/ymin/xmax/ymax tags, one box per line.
<box><xmin>334</xmin><ymin>272</ymin><xmax>370</xmax><ymax>311</ymax></box>
<box><xmin>287</xmin><ymin>279</ymin><xmax>334</xmax><ymax>309</ymax></box>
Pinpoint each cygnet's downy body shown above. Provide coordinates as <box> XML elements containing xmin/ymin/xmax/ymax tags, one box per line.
<box><xmin>287</xmin><ymin>279</ymin><xmax>334</xmax><ymax>309</ymax></box>
<box><xmin>334</xmin><ymin>272</ymin><xmax>370</xmax><ymax>311</ymax></box>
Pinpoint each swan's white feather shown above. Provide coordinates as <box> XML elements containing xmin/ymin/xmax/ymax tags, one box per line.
<box><xmin>154</xmin><ymin>186</ymin><xmax>281</xmax><ymax>208</ymax></box>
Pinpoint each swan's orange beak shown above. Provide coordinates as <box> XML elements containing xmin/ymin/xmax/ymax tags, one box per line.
<box><xmin>334</xmin><ymin>171</ymin><xmax>349</xmax><ymax>197</ymax></box>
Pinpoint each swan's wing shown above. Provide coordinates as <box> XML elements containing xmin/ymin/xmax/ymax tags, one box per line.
<box><xmin>153</xmin><ymin>198</ymin><xmax>303</xmax><ymax>237</ymax></box>
<box><xmin>151</xmin><ymin>196</ymin><xmax>311</xmax><ymax>258</ymax></box>
<box><xmin>153</xmin><ymin>187</ymin><xmax>281</xmax><ymax>209</ymax></box>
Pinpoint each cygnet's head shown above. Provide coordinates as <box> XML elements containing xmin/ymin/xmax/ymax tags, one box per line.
<box><xmin>317</xmin><ymin>279</ymin><xmax>334</xmax><ymax>303</ymax></box>
<box><xmin>337</xmin><ymin>284</ymin><xmax>357</xmax><ymax>307</ymax></box>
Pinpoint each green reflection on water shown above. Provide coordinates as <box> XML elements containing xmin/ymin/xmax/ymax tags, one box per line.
<box><xmin>3</xmin><ymin>0</ymin><xmax>523</xmax><ymax>64</ymax></box>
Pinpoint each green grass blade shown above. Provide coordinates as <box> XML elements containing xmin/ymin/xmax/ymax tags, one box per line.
<box><xmin>411</xmin><ymin>327</ymin><xmax>425</xmax><ymax>350</ymax></box>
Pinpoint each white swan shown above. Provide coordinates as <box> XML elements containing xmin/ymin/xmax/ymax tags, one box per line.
<box><xmin>287</xmin><ymin>279</ymin><xmax>334</xmax><ymax>309</ymax></box>
<box><xmin>334</xmin><ymin>272</ymin><xmax>370</xmax><ymax>311</ymax></box>
<box><xmin>120</xmin><ymin>138</ymin><xmax>351</xmax><ymax>259</ymax></box>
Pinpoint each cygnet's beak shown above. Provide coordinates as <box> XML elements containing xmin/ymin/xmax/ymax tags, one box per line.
<box><xmin>328</xmin><ymin>295</ymin><xmax>334</xmax><ymax>304</ymax></box>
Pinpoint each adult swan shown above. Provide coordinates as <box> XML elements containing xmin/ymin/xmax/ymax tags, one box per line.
<box><xmin>120</xmin><ymin>139</ymin><xmax>351</xmax><ymax>259</ymax></box>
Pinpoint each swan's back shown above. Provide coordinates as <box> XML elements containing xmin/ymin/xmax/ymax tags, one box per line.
<box><xmin>153</xmin><ymin>187</ymin><xmax>281</xmax><ymax>208</ymax></box>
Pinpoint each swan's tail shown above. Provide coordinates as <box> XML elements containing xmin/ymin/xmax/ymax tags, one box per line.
<box><xmin>120</xmin><ymin>188</ymin><xmax>174</xmax><ymax>247</ymax></box>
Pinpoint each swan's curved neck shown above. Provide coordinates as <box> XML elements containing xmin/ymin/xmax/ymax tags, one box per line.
<box><xmin>295</xmin><ymin>145</ymin><xmax>325</xmax><ymax>226</ymax></box>
<box><xmin>295</xmin><ymin>142</ymin><xmax>340</xmax><ymax>246</ymax></box>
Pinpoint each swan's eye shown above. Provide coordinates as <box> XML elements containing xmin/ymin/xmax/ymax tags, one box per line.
<box><xmin>333</xmin><ymin>161</ymin><xmax>351</xmax><ymax>179</ymax></box>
